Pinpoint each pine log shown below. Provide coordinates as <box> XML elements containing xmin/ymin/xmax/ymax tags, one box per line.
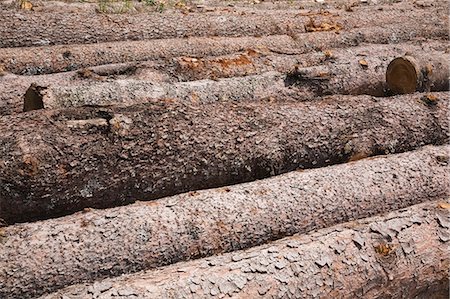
<box><xmin>1</xmin><ymin>91</ymin><xmax>449</xmax><ymax>223</ymax></box>
<box><xmin>19</xmin><ymin>49</ymin><xmax>450</xmax><ymax>112</ymax></box>
<box><xmin>386</xmin><ymin>55</ymin><xmax>450</xmax><ymax>94</ymax></box>
<box><xmin>37</xmin><ymin>201</ymin><xmax>450</xmax><ymax>299</ymax></box>
<box><xmin>1</xmin><ymin>41</ymin><xmax>448</xmax><ymax>116</ymax></box>
<box><xmin>23</xmin><ymin>72</ymin><xmax>286</xmax><ymax>111</ymax></box>
<box><xmin>167</xmin><ymin>41</ymin><xmax>448</xmax><ymax>83</ymax></box>
<box><xmin>1</xmin><ymin>20</ymin><xmax>448</xmax><ymax>76</ymax></box>
<box><xmin>0</xmin><ymin>3</ymin><xmax>445</xmax><ymax>48</ymax></box>
<box><xmin>1</xmin><ymin>146</ymin><xmax>448</xmax><ymax>298</ymax></box>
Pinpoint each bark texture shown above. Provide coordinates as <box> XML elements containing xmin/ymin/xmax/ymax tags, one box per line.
<box><xmin>25</xmin><ymin>72</ymin><xmax>287</xmax><ymax>111</ymax></box>
<box><xmin>1</xmin><ymin>20</ymin><xmax>448</xmax><ymax>76</ymax></box>
<box><xmin>1</xmin><ymin>92</ymin><xmax>448</xmax><ymax>224</ymax></box>
<box><xmin>1</xmin><ymin>146</ymin><xmax>448</xmax><ymax>298</ymax></box>
<box><xmin>1</xmin><ymin>41</ymin><xmax>447</xmax><ymax>116</ymax></box>
<box><xmin>30</xmin><ymin>44</ymin><xmax>449</xmax><ymax>111</ymax></box>
<box><xmin>169</xmin><ymin>41</ymin><xmax>449</xmax><ymax>82</ymax></box>
<box><xmin>386</xmin><ymin>55</ymin><xmax>450</xmax><ymax>94</ymax></box>
<box><xmin>0</xmin><ymin>2</ymin><xmax>445</xmax><ymax>48</ymax></box>
<box><xmin>38</xmin><ymin>201</ymin><xmax>450</xmax><ymax>299</ymax></box>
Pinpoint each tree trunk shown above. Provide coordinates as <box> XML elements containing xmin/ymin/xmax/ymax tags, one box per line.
<box><xmin>23</xmin><ymin>72</ymin><xmax>286</xmax><ymax>111</ymax></box>
<box><xmin>37</xmin><ymin>200</ymin><xmax>450</xmax><ymax>299</ymax></box>
<box><xmin>1</xmin><ymin>92</ymin><xmax>448</xmax><ymax>224</ymax></box>
<box><xmin>1</xmin><ymin>41</ymin><xmax>447</xmax><ymax>116</ymax></box>
<box><xmin>165</xmin><ymin>41</ymin><xmax>449</xmax><ymax>84</ymax></box>
<box><xmin>19</xmin><ymin>47</ymin><xmax>450</xmax><ymax>112</ymax></box>
<box><xmin>1</xmin><ymin>21</ymin><xmax>447</xmax><ymax>76</ymax></box>
<box><xmin>386</xmin><ymin>55</ymin><xmax>450</xmax><ymax>94</ymax></box>
<box><xmin>1</xmin><ymin>146</ymin><xmax>448</xmax><ymax>298</ymax></box>
<box><xmin>0</xmin><ymin>3</ymin><xmax>445</xmax><ymax>48</ymax></box>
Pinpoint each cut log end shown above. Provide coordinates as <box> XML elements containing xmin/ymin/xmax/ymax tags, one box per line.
<box><xmin>386</xmin><ymin>56</ymin><xmax>420</xmax><ymax>94</ymax></box>
<box><xmin>23</xmin><ymin>83</ymin><xmax>46</xmax><ymax>112</ymax></box>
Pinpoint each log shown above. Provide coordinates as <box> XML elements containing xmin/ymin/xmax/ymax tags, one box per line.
<box><xmin>1</xmin><ymin>146</ymin><xmax>448</xmax><ymax>298</ymax></box>
<box><xmin>19</xmin><ymin>47</ymin><xmax>450</xmax><ymax>112</ymax></box>
<box><xmin>386</xmin><ymin>55</ymin><xmax>450</xmax><ymax>94</ymax></box>
<box><xmin>0</xmin><ymin>2</ymin><xmax>444</xmax><ymax>48</ymax></box>
<box><xmin>38</xmin><ymin>201</ymin><xmax>450</xmax><ymax>299</ymax></box>
<box><xmin>168</xmin><ymin>41</ymin><xmax>448</xmax><ymax>83</ymax></box>
<box><xmin>0</xmin><ymin>93</ymin><xmax>449</xmax><ymax>223</ymax></box>
<box><xmin>0</xmin><ymin>91</ymin><xmax>449</xmax><ymax>223</ymax></box>
<box><xmin>1</xmin><ymin>20</ymin><xmax>448</xmax><ymax>76</ymax></box>
<box><xmin>1</xmin><ymin>41</ymin><xmax>447</xmax><ymax>116</ymax></box>
<box><xmin>23</xmin><ymin>72</ymin><xmax>287</xmax><ymax>111</ymax></box>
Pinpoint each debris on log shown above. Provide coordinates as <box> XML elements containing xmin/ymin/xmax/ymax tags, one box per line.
<box><xmin>1</xmin><ymin>92</ymin><xmax>448</xmax><ymax>224</ymax></box>
<box><xmin>386</xmin><ymin>55</ymin><xmax>450</xmax><ymax>94</ymax></box>
<box><xmin>0</xmin><ymin>146</ymin><xmax>448</xmax><ymax>298</ymax></box>
<box><xmin>38</xmin><ymin>201</ymin><xmax>450</xmax><ymax>299</ymax></box>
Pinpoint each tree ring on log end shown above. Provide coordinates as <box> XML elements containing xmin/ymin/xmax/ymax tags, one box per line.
<box><xmin>386</xmin><ymin>56</ymin><xmax>420</xmax><ymax>94</ymax></box>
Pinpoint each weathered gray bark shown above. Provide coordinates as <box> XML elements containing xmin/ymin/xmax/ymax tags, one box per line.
<box><xmin>0</xmin><ymin>2</ymin><xmax>445</xmax><ymax>48</ymax></box>
<box><xmin>1</xmin><ymin>21</ymin><xmax>448</xmax><ymax>76</ymax></box>
<box><xmin>1</xmin><ymin>92</ymin><xmax>448</xmax><ymax>224</ymax></box>
<box><xmin>24</xmin><ymin>72</ymin><xmax>287</xmax><ymax>111</ymax></box>
<box><xmin>1</xmin><ymin>146</ymin><xmax>448</xmax><ymax>298</ymax></box>
<box><xmin>37</xmin><ymin>200</ymin><xmax>450</xmax><ymax>299</ymax></box>
<box><xmin>386</xmin><ymin>55</ymin><xmax>450</xmax><ymax>94</ymax></box>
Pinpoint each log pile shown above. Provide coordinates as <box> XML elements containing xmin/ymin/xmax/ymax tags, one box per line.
<box><xmin>0</xmin><ymin>0</ymin><xmax>449</xmax><ymax>298</ymax></box>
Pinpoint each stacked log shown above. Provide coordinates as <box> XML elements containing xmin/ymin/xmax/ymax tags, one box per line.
<box><xmin>0</xmin><ymin>146</ymin><xmax>448</xmax><ymax>298</ymax></box>
<box><xmin>1</xmin><ymin>92</ymin><xmax>448</xmax><ymax>224</ymax></box>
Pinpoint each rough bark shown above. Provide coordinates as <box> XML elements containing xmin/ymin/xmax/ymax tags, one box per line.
<box><xmin>19</xmin><ymin>47</ymin><xmax>450</xmax><ymax>112</ymax></box>
<box><xmin>37</xmin><ymin>200</ymin><xmax>450</xmax><ymax>299</ymax></box>
<box><xmin>1</xmin><ymin>41</ymin><xmax>447</xmax><ymax>116</ymax></box>
<box><xmin>1</xmin><ymin>20</ymin><xmax>448</xmax><ymax>76</ymax></box>
<box><xmin>0</xmin><ymin>146</ymin><xmax>448</xmax><ymax>298</ymax></box>
<box><xmin>0</xmin><ymin>2</ymin><xmax>445</xmax><ymax>48</ymax></box>
<box><xmin>386</xmin><ymin>54</ymin><xmax>450</xmax><ymax>94</ymax></box>
<box><xmin>166</xmin><ymin>41</ymin><xmax>449</xmax><ymax>83</ymax></box>
<box><xmin>1</xmin><ymin>92</ymin><xmax>449</xmax><ymax>224</ymax></box>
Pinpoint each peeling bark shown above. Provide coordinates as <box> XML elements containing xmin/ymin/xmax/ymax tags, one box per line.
<box><xmin>0</xmin><ymin>3</ymin><xmax>445</xmax><ymax>48</ymax></box>
<box><xmin>0</xmin><ymin>146</ymin><xmax>448</xmax><ymax>298</ymax></box>
<box><xmin>0</xmin><ymin>92</ymin><xmax>448</xmax><ymax>224</ymax></box>
<box><xmin>37</xmin><ymin>201</ymin><xmax>450</xmax><ymax>299</ymax></box>
<box><xmin>386</xmin><ymin>55</ymin><xmax>450</xmax><ymax>94</ymax></box>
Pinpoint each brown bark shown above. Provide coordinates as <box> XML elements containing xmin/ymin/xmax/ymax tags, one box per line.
<box><xmin>386</xmin><ymin>55</ymin><xmax>450</xmax><ymax>94</ymax></box>
<box><xmin>19</xmin><ymin>47</ymin><xmax>450</xmax><ymax>112</ymax></box>
<box><xmin>168</xmin><ymin>41</ymin><xmax>448</xmax><ymax>82</ymax></box>
<box><xmin>1</xmin><ymin>92</ymin><xmax>449</xmax><ymax>224</ymax></box>
<box><xmin>1</xmin><ymin>20</ymin><xmax>448</xmax><ymax>76</ymax></box>
<box><xmin>1</xmin><ymin>41</ymin><xmax>447</xmax><ymax>116</ymax></box>
<box><xmin>1</xmin><ymin>146</ymin><xmax>448</xmax><ymax>298</ymax></box>
<box><xmin>37</xmin><ymin>200</ymin><xmax>450</xmax><ymax>299</ymax></box>
<box><xmin>0</xmin><ymin>2</ymin><xmax>445</xmax><ymax>48</ymax></box>
<box><xmin>1</xmin><ymin>92</ymin><xmax>448</xmax><ymax>224</ymax></box>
